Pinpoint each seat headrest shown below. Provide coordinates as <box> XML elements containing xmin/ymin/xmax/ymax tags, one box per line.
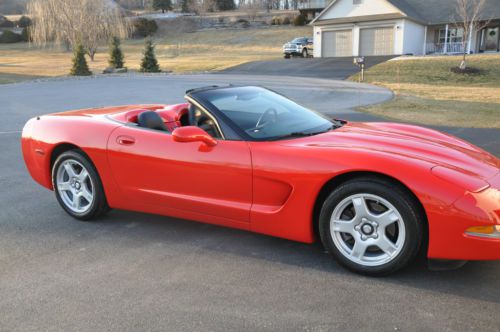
<box><xmin>137</xmin><ymin>111</ymin><xmax>168</xmax><ymax>132</ymax></box>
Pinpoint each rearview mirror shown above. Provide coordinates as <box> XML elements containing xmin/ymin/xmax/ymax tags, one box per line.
<box><xmin>172</xmin><ymin>126</ymin><xmax>217</xmax><ymax>147</ymax></box>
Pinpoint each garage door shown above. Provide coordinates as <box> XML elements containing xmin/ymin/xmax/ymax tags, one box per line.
<box><xmin>359</xmin><ymin>27</ymin><xmax>394</xmax><ymax>56</ymax></box>
<box><xmin>322</xmin><ymin>30</ymin><xmax>353</xmax><ymax>57</ymax></box>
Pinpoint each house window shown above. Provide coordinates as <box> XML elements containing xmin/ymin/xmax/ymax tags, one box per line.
<box><xmin>438</xmin><ymin>28</ymin><xmax>464</xmax><ymax>43</ymax></box>
<box><xmin>353</xmin><ymin>0</ymin><xmax>362</xmax><ymax>4</ymax></box>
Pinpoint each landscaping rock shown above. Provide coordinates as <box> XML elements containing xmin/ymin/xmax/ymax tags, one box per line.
<box><xmin>103</xmin><ymin>67</ymin><xmax>128</xmax><ymax>74</ymax></box>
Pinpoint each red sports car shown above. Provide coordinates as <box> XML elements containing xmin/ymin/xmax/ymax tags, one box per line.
<box><xmin>21</xmin><ymin>85</ymin><xmax>500</xmax><ymax>275</ymax></box>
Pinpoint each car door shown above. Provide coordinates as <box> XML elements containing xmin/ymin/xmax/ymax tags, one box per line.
<box><xmin>107</xmin><ymin>125</ymin><xmax>252</xmax><ymax>223</ymax></box>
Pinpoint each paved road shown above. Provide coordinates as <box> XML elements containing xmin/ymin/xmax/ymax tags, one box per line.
<box><xmin>220</xmin><ymin>56</ymin><xmax>394</xmax><ymax>79</ymax></box>
<box><xmin>1</xmin><ymin>75</ymin><xmax>499</xmax><ymax>331</ymax></box>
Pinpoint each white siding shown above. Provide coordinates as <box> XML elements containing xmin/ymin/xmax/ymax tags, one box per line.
<box><xmin>402</xmin><ymin>19</ymin><xmax>426</xmax><ymax>55</ymax></box>
<box><xmin>321</xmin><ymin>0</ymin><xmax>401</xmax><ymax>20</ymax></box>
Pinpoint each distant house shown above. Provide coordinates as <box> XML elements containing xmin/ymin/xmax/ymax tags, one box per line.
<box><xmin>310</xmin><ymin>0</ymin><xmax>500</xmax><ymax>57</ymax></box>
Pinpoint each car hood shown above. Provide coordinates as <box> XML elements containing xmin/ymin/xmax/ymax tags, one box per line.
<box><xmin>288</xmin><ymin>122</ymin><xmax>500</xmax><ymax>180</ymax></box>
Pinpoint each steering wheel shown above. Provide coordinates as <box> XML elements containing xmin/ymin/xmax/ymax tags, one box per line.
<box><xmin>255</xmin><ymin>108</ymin><xmax>278</xmax><ymax>130</ymax></box>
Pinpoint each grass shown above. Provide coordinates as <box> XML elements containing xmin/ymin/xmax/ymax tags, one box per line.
<box><xmin>351</xmin><ymin>54</ymin><xmax>500</xmax><ymax>128</ymax></box>
<box><xmin>0</xmin><ymin>26</ymin><xmax>312</xmax><ymax>83</ymax></box>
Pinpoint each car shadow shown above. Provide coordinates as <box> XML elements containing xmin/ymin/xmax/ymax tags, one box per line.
<box><xmin>84</xmin><ymin>208</ymin><xmax>500</xmax><ymax>305</ymax></box>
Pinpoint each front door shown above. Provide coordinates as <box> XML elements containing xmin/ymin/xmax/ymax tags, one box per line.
<box><xmin>107</xmin><ymin>126</ymin><xmax>253</xmax><ymax>223</ymax></box>
<box><xmin>483</xmin><ymin>27</ymin><xmax>499</xmax><ymax>52</ymax></box>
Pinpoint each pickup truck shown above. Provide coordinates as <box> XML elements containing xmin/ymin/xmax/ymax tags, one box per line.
<box><xmin>283</xmin><ymin>37</ymin><xmax>313</xmax><ymax>58</ymax></box>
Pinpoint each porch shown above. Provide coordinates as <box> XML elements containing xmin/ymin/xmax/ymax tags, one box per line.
<box><xmin>424</xmin><ymin>21</ymin><xmax>500</xmax><ymax>55</ymax></box>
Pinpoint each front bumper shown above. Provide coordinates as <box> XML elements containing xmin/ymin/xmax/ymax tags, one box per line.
<box><xmin>283</xmin><ymin>47</ymin><xmax>302</xmax><ymax>55</ymax></box>
<box><xmin>427</xmin><ymin>172</ymin><xmax>500</xmax><ymax>261</ymax></box>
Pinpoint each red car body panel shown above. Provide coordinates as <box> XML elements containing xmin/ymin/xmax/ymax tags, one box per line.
<box><xmin>21</xmin><ymin>104</ymin><xmax>500</xmax><ymax>261</ymax></box>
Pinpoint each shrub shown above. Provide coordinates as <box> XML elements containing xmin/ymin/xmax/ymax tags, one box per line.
<box><xmin>108</xmin><ymin>36</ymin><xmax>125</xmax><ymax>68</ymax></box>
<box><xmin>271</xmin><ymin>16</ymin><xmax>281</xmax><ymax>25</ymax></box>
<box><xmin>293</xmin><ymin>14</ymin><xmax>306</xmax><ymax>26</ymax></box>
<box><xmin>21</xmin><ymin>27</ymin><xmax>30</xmax><ymax>42</ymax></box>
<box><xmin>0</xmin><ymin>17</ymin><xmax>14</xmax><ymax>28</ymax></box>
<box><xmin>70</xmin><ymin>43</ymin><xmax>92</xmax><ymax>76</ymax></box>
<box><xmin>17</xmin><ymin>15</ymin><xmax>32</xmax><ymax>28</ymax></box>
<box><xmin>0</xmin><ymin>30</ymin><xmax>23</xmax><ymax>43</ymax></box>
<box><xmin>140</xmin><ymin>38</ymin><xmax>161</xmax><ymax>73</ymax></box>
<box><xmin>133</xmin><ymin>18</ymin><xmax>158</xmax><ymax>38</ymax></box>
<box><xmin>282</xmin><ymin>16</ymin><xmax>291</xmax><ymax>25</ymax></box>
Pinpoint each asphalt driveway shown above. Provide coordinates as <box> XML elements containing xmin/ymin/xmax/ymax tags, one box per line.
<box><xmin>220</xmin><ymin>56</ymin><xmax>394</xmax><ymax>79</ymax></box>
<box><xmin>0</xmin><ymin>75</ymin><xmax>499</xmax><ymax>331</ymax></box>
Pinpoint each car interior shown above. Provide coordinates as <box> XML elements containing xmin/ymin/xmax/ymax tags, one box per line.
<box><xmin>115</xmin><ymin>103</ymin><xmax>223</xmax><ymax>140</ymax></box>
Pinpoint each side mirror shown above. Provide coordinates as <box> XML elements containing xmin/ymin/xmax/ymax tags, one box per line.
<box><xmin>172</xmin><ymin>126</ymin><xmax>217</xmax><ymax>147</ymax></box>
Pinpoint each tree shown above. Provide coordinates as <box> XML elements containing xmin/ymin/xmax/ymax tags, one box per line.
<box><xmin>453</xmin><ymin>0</ymin><xmax>491</xmax><ymax>69</ymax></box>
<box><xmin>153</xmin><ymin>0</ymin><xmax>172</xmax><ymax>13</ymax></box>
<box><xmin>181</xmin><ymin>0</ymin><xmax>190</xmax><ymax>13</ymax></box>
<box><xmin>216</xmin><ymin>0</ymin><xmax>235</xmax><ymax>11</ymax></box>
<box><xmin>70</xmin><ymin>43</ymin><xmax>92</xmax><ymax>76</ymax></box>
<box><xmin>27</xmin><ymin>0</ymin><xmax>129</xmax><ymax>61</ymax></box>
<box><xmin>140</xmin><ymin>38</ymin><xmax>161</xmax><ymax>73</ymax></box>
<box><xmin>108</xmin><ymin>36</ymin><xmax>125</xmax><ymax>68</ymax></box>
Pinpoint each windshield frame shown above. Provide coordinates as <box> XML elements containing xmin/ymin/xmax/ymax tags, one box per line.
<box><xmin>187</xmin><ymin>86</ymin><xmax>336</xmax><ymax>142</ymax></box>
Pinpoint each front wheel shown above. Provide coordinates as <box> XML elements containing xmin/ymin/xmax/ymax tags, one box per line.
<box><xmin>319</xmin><ymin>177</ymin><xmax>424</xmax><ymax>276</ymax></box>
<box><xmin>301</xmin><ymin>48</ymin><xmax>308</xmax><ymax>58</ymax></box>
<box><xmin>52</xmin><ymin>150</ymin><xmax>110</xmax><ymax>221</ymax></box>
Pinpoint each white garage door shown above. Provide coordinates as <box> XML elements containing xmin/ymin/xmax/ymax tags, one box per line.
<box><xmin>322</xmin><ymin>30</ymin><xmax>353</xmax><ymax>57</ymax></box>
<box><xmin>359</xmin><ymin>27</ymin><xmax>394</xmax><ymax>56</ymax></box>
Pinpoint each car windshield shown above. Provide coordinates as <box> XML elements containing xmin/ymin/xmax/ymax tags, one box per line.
<box><xmin>291</xmin><ymin>37</ymin><xmax>306</xmax><ymax>43</ymax></box>
<box><xmin>194</xmin><ymin>86</ymin><xmax>337</xmax><ymax>141</ymax></box>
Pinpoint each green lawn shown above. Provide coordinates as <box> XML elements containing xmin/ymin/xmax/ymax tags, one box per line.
<box><xmin>351</xmin><ymin>54</ymin><xmax>500</xmax><ymax>128</ymax></box>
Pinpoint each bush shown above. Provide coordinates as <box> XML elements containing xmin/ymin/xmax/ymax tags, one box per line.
<box><xmin>282</xmin><ymin>16</ymin><xmax>291</xmax><ymax>25</ymax></box>
<box><xmin>0</xmin><ymin>17</ymin><xmax>14</xmax><ymax>28</ymax></box>
<box><xmin>17</xmin><ymin>15</ymin><xmax>32</xmax><ymax>28</ymax></box>
<box><xmin>70</xmin><ymin>43</ymin><xmax>92</xmax><ymax>76</ymax></box>
<box><xmin>108</xmin><ymin>36</ymin><xmax>125</xmax><ymax>68</ymax></box>
<box><xmin>133</xmin><ymin>18</ymin><xmax>158</xmax><ymax>38</ymax></box>
<box><xmin>293</xmin><ymin>14</ymin><xmax>306</xmax><ymax>26</ymax></box>
<box><xmin>0</xmin><ymin>30</ymin><xmax>23</xmax><ymax>43</ymax></box>
<box><xmin>21</xmin><ymin>27</ymin><xmax>30</xmax><ymax>42</ymax></box>
<box><xmin>140</xmin><ymin>38</ymin><xmax>161</xmax><ymax>73</ymax></box>
<box><xmin>271</xmin><ymin>16</ymin><xmax>281</xmax><ymax>25</ymax></box>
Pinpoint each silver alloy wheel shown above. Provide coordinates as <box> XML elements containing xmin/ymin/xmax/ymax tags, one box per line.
<box><xmin>56</xmin><ymin>159</ymin><xmax>94</xmax><ymax>214</ymax></box>
<box><xmin>330</xmin><ymin>193</ymin><xmax>406</xmax><ymax>267</ymax></box>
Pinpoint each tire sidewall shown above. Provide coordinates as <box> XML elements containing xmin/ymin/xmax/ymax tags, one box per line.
<box><xmin>319</xmin><ymin>179</ymin><xmax>422</xmax><ymax>276</ymax></box>
<box><xmin>52</xmin><ymin>150</ymin><xmax>107</xmax><ymax>221</ymax></box>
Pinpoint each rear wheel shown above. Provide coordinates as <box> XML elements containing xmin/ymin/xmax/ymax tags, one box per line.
<box><xmin>52</xmin><ymin>150</ymin><xmax>109</xmax><ymax>220</ymax></box>
<box><xmin>319</xmin><ymin>177</ymin><xmax>423</xmax><ymax>276</ymax></box>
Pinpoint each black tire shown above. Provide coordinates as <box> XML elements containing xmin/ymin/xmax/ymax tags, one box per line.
<box><xmin>284</xmin><ymin>54</ymin><xmax>291</xmax><ymax>59</ymax></box>
<box><xmin>318</xmin><ymin>177</ymin><xmax>424</xmax><ymax>276</ymax></box>
<box><xmin>52</xmin><ymin>150</ymin><xmax>110</xmax><ymax>221</ymax></box>
<box><xmin>301</xmin><ymin>48</ymin><xmax>308</xmax><ymax>58</ymax></box>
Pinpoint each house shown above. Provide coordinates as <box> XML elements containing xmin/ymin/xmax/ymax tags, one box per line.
<box><xmin>298</xmin><ymin>0</ymin><xmax>334</xmax><ymax>20</ymax></box>
<box><xmin>310</xmin><ymin>0</ymin><xmax>500</xmax><ymax>57</ymax></box>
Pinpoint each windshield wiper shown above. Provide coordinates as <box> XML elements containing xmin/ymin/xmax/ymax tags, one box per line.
<box><xmin>272</xmin><ymin>126</ymin><xmax>335</xmax><ymax>141</ymax></box>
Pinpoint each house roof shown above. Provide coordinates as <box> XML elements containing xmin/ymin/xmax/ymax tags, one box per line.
<box><xmin>312</xmin><ymin>0</ymin><xmax>500</xmax><ymax>25</ymax></box>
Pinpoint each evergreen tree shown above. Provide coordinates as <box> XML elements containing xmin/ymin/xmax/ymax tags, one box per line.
<box><xmin>153</xmin><ymin>0</ymin><xmax>172</xmax><ymax>13</ymax></box>
<box><xmin>108</xmin><ymin>36</ymin><xmax>125</xmax><ymax>68</ymax></box>
<box><xmin>70</xmin><ymin>43</ymin><xmax>92</xmax><ymax>76</ymax></box>
<box><xmin>140</xmin><ymin>38</ymin><xmax>161</xmax><ymax>73</ymax></box>
<box><xmin>181</xmin><ymin>0</ymin><xmax>190</xmax><ymax>13</ymax></box>
<box><xmin>216</xmin><ymin>0</ymin><xmax>235</xmax><ymax>10</ymax></box>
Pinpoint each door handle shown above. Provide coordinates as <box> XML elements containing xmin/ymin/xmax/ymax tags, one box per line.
<box><xmin>116</xmin><ymin>135</ymin><xmax>135</xmax><ymax>145</ymax></box>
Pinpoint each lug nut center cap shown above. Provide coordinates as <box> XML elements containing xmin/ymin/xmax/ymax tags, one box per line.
<box><xmin>361</xmin><ymin>224</ymin><xmax>374</xmax><ymax>235</ymax></box>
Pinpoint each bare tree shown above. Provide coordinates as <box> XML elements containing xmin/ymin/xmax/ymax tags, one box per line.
<box><xmin>453</xmin><ymin>0</ymin><xmax>491</xmax><ymax>69</ymax></box>
<box><xmin>27</xmin><ymin>0</ymin><xmax>129</xmax><ymax>61</ymax></box>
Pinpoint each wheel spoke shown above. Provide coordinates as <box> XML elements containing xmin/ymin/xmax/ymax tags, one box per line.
<box><xmin>331</xmin><ymin>219</ymin><xmax>355</xmax><ymax>234</ymax></box>
<box><xmin>58</xmin><ymin>181</ymin><xmax>71</xmax><ymax>191</ymax></box>
<box><xmin>375</xmin><ymin>209</ymin><xmax>399</xmax><ymax>228</ymax></box>
<box><xmin>352</xmin><ymin>197</ymin><xmax>369</xmax><ymax>218</ymax></box>
<box><xmin>64</xmin><ymin>163</ymin><xmax>77</xmax><ymax>177</ymax></box>
<box><xmin>81</xmin><ymin>188</ymin><xmax>93</xmax><ymax>204</ymax></box>
<box><xmin>377</xmin><ymin>236</ymin><xmax>398</xmax><ymax>256</ymax></box>
<box><xmin>351</xmin><ymin>240</ymin><xmax>368</xmax><ymax>259</ymax></box>
<box><xmin>79</xmin><ymin>168</ymin><xmax>89</xmax><ymax>182</ymax></box>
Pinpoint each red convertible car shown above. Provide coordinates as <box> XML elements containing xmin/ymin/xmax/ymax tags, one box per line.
<box><xmin>22</xmin><ymin>85</ymin><xmax>500</xmax><ymax>275</ymax></box>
